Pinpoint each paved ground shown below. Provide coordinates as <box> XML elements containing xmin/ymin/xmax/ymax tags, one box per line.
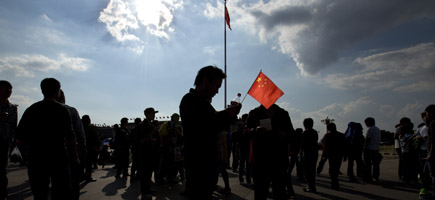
<box><xmin>6</xmin><ymin>155</ymin><xmax>420</xmax><ymax>200</ymax></box>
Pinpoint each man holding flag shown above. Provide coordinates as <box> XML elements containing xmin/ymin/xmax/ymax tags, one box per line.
<box><xmin>245</xmin><ymin>71</ymin><xmax>295</xmax><ymax>199</ymax></box>
<box><xmin>179</xmin><ymin>66</ymin><xmax>241</xmax><ymax>199</ymax></box>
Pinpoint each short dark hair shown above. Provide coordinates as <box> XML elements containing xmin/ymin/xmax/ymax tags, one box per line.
<box><xmin>327</xmin><ymin>123</ymin><xmax>337</xmax><ymax>132</ymax></box>
<box><xmin>121</xmin><ymin>117</ymin><xmax>129</xmax><ymax>125</ymax></box>
<box><xmin>41</xmin><ymin>78</ymin><xmax>61</xmax><ymax>97</ymax></box>
<box><xmin>303</xmin><ymin>118</ymin><xmax>314</xmax><ymax>129</ymax></box>
<box><xmin>364</xmin><ymin>117</ymin><xmax>375</xmax><ymax>126</ymax></box>
<box><xmin>425</xmin><ymin>104</ymin><xmax>435</xmax><ymax>114</ymax></box>
<box><xmin>171</xmin><ymin>113</ymin><xmax>180</xmax><ymax>120</ymax></box>
<box><xmin>134</xmin><ymin>117</ymin><xmax>142</xmax><ymax>125</ymax></box>
<box><xmin>0</xmin><ymin>80</ymin><xmax>12</xmax><ymax>89</ymax></box>
<box><xmin>82</xmin><ymin>115</ymin><xmax>91</xmax><ymax>125</ymax></box>
<box><xmin>194</xmin><ymin>66</ymin><xmax>226</xmax><ymax>86</ymax></box>
<box><xmin>399</xmin><ymin>117</ymin><xmax>411</xmax><ymax>125</ymax></box>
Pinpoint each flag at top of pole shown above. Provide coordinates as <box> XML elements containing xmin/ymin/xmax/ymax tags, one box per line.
<box><xmin>225</xmin><ymin>3</ymin><xmax>232</xmax><ymax>30</ymax></box>
<box><xmin>247</xmin><ymin>71</ymin><xmax>284</xmax><ymax>109</ymax></box>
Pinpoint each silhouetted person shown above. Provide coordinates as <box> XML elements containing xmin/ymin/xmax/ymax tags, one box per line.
<box><xmin>301</xmin><ymin>118</ymin><xmax>318</xmax><ymax>193</ymax></box>
<box><xmin>0</xmin><ymin>80</ymin><xmax>17</xmax><ymax>200</ymax></box>
<box><xmin>394</xmin><ymin>123</ymin><xmax>403</xmax><ymax>181</ymax></box>
<box><xmin>400</xmin><ymin>120</ymin><xmax>418</xmax><ymax>184</ymax></box>
<box><xmin>247</xmin><ymin>104</ymin><xmax>294</xmax><ymax>200</ymax></box>
<box><xmin>294</xmin><ymin>128</ymin><xmax>305</xmax><ymax>180</ymax></box>
<box><xmin>179</xmin><ymin>66</ymin><xmax>241</xmax><ymax>200</ymax></box>
<box><xmin>316</xmin><ymin>133</ymin><xmax>328</xmax><ymax>175</ymax></box>
<box><xmin>82</xmin><ymin>115</ymin><xmax>100</xmax><ymax>183</ymax></box>
<box><xmin>238</xmin><ymin>113</ymin><xmax>252</xmax><ymax>184</ymax></box>
<box><xmin>159</xmin><ymin>113</ymin><xmax>184</xmax><ymax>183</ymax></box>
<box><xmin>324</xmin><ymin>123</ymin><xmax>345</xmax><ymax>190</ymax></box>
<box><xmin>115</xmin><ymin>117</ymin><xmax>130</xmax><ymax>178</ymax></box>
<box><xmin>216</xmin><ymin>130</ymin><xmax>231</xmax><ymax>195</ymax></box>
<box><xmin>138</xmin><ymin>107</ymin><xmax>161</xmax><ymax>200</ymax></box>
<box><xmin>15</xmin><ymin>78</ymin><xmax>78</xmax><ymax>200</ymax></box>
<box><xmin>130</xmin><ymin>117</ymin><xmax>142</xmax><ymax>180</ymax></box>
<box><xmin>396</xmin><ymin>117</ymin><xmax>412</xmax><ymax>182</ymax></box>
<box><xmin>363</xmin><ymin>117</ymin><xmax>381</xmax><ymax>182</ymax></box>
<box><xmin>58</xmin><ymin>89</ymin><xmax>86</xmax><ymax>200</ymax></box>
<box><xmin>231</xmin><ymin>119</ymin><xmax>242</xmax><ymax>173</ymax></box>
<box><xmin>418</xmin><ymin>112</ymin><xmax>431</xmax><ymax>198</ymax></box>
<box><xmin>344</xmin><ymin>122</ymin><xmax>365</xmax><ymax>181</ymax></box>
<box><xmin>424</xmin><ymin>104</ymin><xmax>435</xmax><ymax>199</ymax></box>
<box><xmin>287</xmin><ymin>128</ymin><xmax>304</xmax><ymax>198</ymax></box>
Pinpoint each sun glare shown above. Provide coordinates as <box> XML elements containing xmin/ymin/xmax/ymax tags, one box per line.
<box><xmin>134</xmin><ymin>1</ymin><xmax>163</xmax><ymax>27</ymax></box>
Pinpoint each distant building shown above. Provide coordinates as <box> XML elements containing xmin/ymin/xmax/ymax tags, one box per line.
<box><xmin>96</xmin><ymin>119</ymin><xmax>171</xmax><ymax>140</ymax></box>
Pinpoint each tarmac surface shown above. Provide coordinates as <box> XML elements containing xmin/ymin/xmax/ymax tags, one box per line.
<box><xmin>6</xmin><ymin>155</ymin><xmax>420</xmax><ymax>200</ymax></box>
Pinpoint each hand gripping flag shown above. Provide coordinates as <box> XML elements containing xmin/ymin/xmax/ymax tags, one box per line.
<box><xmin>248</xmin><ymin>71</ymin><xmax>284</xmax><ymax>109</ymax></box>
<box><xmin>225</xmin><ymin>6</ymin><xmax>232</xmax><ymax>30</ymax></box>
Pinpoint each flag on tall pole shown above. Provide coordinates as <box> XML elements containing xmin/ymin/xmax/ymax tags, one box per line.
<box><xmin>248</xmin><ymin>71</ymin><xmax>284</xmax><ymax>109</ymax></box>
<box><xmin>225</xmin><ymin>5</ymin><xmax>232</xmax><ymax>30</ymax></box>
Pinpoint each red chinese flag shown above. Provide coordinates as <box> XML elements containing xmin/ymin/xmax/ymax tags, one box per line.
<box><xmin>248</xmin><ymin>71</ymin><xmax>284</xmax><ymax>109</ymax></box>
<box><xmin>225</xmin><ymin>6</ymin><xmax>232</xmax><ymax>30</ymax></box>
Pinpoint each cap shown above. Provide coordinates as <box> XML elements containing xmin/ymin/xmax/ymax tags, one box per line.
<box><xmin>144</xmin><ymin>107</ymin><xmax>158</xmax><ymax>115</ymax></box>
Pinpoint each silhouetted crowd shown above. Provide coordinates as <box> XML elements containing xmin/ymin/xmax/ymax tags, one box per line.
<box><xmin>1</xmin><ymin>66</ymin><xmax>435</xmax><ymax>200</ymax></box>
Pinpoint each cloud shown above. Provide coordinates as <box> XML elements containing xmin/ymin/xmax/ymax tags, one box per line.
<box><xmin>98</xmin><ymin>0</ymin><xmax>140</xmax><ymax>43</ymax></box>
<box><xmin>0</xmin><ymin>54</ymin><xmax>90</xmax><ymax>78</ymax></box>
<box><xmin>98</xmin><ymin>0</ymin><xmax>183</xmax><ymax>52</ymax></box>
<box><xmin>324</xmin><ymin>42</ymin><xmax>435</xmax><ymax>92</ymax></box>
<box><xmin>394</xmin><ymin>81</ymin><xmax>435</xmax><ymax>92</ymax></box>
<box><xmin>203</xmin><ymin>46</ymin><xmax>219</xmax><ymax>55</ymax></box>
<box><xmin>41</xmin><ymin>13</ymin><xmax>53</xmax><ymax>23</ymax></box>
<box><xmin>9</xmin><ymin>95</ymin><xmax>34</xmax><ymax>109</ymax></box>
<box><xmin>204</xmin><ymin>0</ymin><xmax>435</xmax><ymax>75</ymax></box>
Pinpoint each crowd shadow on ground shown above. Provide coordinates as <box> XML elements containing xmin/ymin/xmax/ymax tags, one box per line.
<box><xmin>6</xmin><ymin>181</ymin><xmax>32</xmax><ymax>200</ymax></box>
<box><xmin>6</xmin><ymin>160</ymin><xmax>421</xmax><ymax>200</ymax></box>
<box><xmin>312</xmin><ymin>174</ymin><xmax>418</xmax><ymax>200</ymax></box>
<box><xmin>95</xmin><ymin>166</ymin><xmax>246</xmax><ymax>200</ymax></box>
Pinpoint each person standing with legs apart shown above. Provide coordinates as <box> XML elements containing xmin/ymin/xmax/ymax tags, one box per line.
<box><xmin>115</xmin><ymin>118</ymin><xmax>130</xmax><ymax>178</ymax></box>
<box><xmin>248</xmin><ymin>104</ymin><xmax>294</xmax><ymax>200</ymax></box>
<box><xmin>344</xmin><ymin>122</ymin><xmax>365</xmax><ymax>182</ymax></box>
<box><xmin>324</xmin><ymin>123</ymin><xmax>345</xmax><ymax>190</ymax></box>
<box><xmin>301</xmin><ymin>118</ymin><xmax>318</xmax><ymax>193</ymax></box>
<box><xmin>139</xmin><ymin>107</ymin><xmax>161</xmax><ymax>200</ymax></box>
<box><xmin>130</xmin><ymin>118</ymin><xmax>142</xmax><ymax>180</ymax></box>
<box><xmin>15</xmin><ymin>78</ymin><xmax>79</xmax><ymax>200</ymax></box>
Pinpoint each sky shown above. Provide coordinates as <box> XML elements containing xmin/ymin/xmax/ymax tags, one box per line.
<box><xmin>1</xmin><ymin>0</ymin><xmax>435</xmax><ymax>139</ymax></box>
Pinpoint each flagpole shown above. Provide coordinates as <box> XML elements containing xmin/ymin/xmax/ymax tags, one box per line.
<box><xmin>241</xmin><ymin>70</ymin><xmax>262</xmax><ymax>103</ymax></box>
<box><xmin>224</xmin><ymin>0</ymin><xmax>227</xmax><ymax>109</ymax></box>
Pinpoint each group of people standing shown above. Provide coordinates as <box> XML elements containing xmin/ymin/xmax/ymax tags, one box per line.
<box><xmin>1</xmin><ymin>66</ymin><xmax>434</xmax><ymax>200</ymax></box>
<box><xmin>110</xmin><ymin>109</ymin><xmax>185</xmax><ymax>200</ymax></box>
<box><xmin>226</xmin><ymin>111</ymin><xmax>382</xmax><ymax>199</ymax></box>
<box><xmin>0</xmin><ymin>78</ymin><xmax>186</xmax><ymax>200</ymax></box>
<box><xmin>393</xmin><ymin>105</ymin><xmax>435</xmax><ymax>199</ymax></box>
